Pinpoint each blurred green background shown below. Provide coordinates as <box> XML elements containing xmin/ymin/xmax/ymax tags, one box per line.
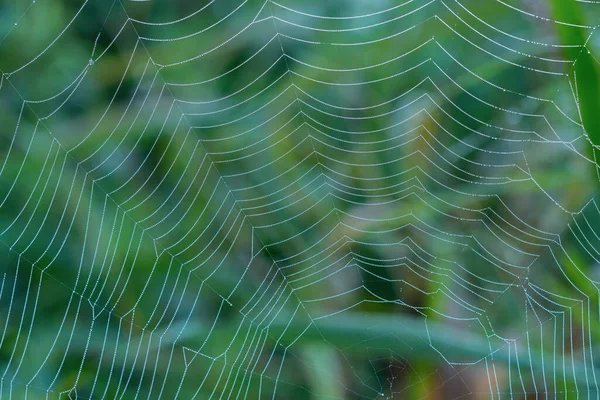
<box><xmin>1</xmin><ymin>0</ymin><xmax>600</xmax><ymax>398</ymax></box>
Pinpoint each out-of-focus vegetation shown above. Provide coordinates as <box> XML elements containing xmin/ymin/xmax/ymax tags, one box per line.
<box><xmin>1</xmin><ymin>0</ymin><xmax>600</xmax><ymax>398</ymax></box>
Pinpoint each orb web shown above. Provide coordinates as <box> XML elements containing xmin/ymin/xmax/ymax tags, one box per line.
<box><xmin>1</xmin><ymin>0</ymin><xmax>600</xmax><ymax>398</ymax></box>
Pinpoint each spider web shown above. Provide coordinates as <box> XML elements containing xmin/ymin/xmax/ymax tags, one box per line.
<box><xmin>1</xmin><ymin>0</ymin><xmax>600</xmax><ymax>398</ymax></box>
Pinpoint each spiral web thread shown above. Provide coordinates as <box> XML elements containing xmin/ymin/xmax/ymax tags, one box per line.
<box><xmin>1</xmin><ymin>0</ymin><xmax>600</xmax><ymax>398</ymax></box>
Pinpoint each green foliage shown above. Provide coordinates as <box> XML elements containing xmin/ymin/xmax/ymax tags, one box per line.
<box><xmin>1</xmin><ymin>0</ymin><xmax>600</xmax><ymax>399</ymax></box>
